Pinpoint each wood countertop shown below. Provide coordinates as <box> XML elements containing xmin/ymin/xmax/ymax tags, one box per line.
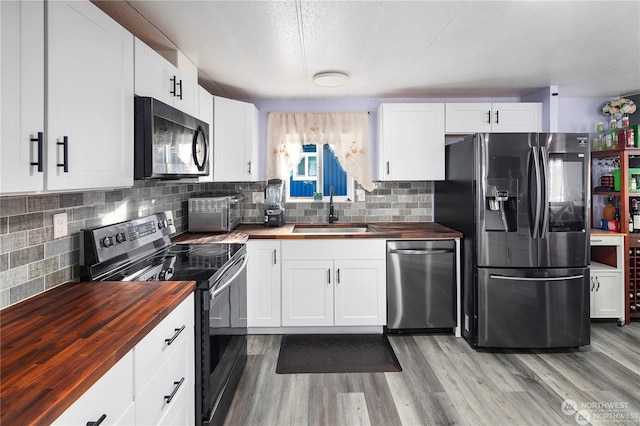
<box><xmin>173</xmin><ymin>221</ymin><xmax>463</xmax><ymax>244</ymax></box>
<box><xmin>0</xmin><ymin>280</ymin><xmax>196</xmax><ymax>425</ymax></box>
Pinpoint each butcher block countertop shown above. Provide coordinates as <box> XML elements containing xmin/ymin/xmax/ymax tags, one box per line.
<box><xmin>173</xmin><ymin>221</ymin><xmax>463</xmax><ymax>244</ymax></box>
<box><xmin>0</xmin><ymin>280</ymin><xmax>195</xmax><ymax>426</ymax></box>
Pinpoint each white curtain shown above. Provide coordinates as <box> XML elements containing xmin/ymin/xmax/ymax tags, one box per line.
<box><xmin>266</xmin><ymin>112</ymin><xmax>373</xmax><ymax>192</ymax></box>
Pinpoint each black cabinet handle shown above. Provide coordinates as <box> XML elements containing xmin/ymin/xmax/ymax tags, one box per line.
<box><xmin>170</xmin><ymin>76</ymin><xmax>177</xmax><ymax>97</ymax></box>
<box><xmin>30</xmin><ymin>132</ymin><xmax>44</xmax><ymax>172</ymax></box>
<box><xmin>248</xmin><ymin>161</ymin><xmax>252</xmax><ymax>174</ymax></box>
<box><xmin>164</xmin><ymin>325</ymin><xmax>185</xmax><ymax>346</ymax></box>
<box><xmin>177</xmin><ymin>79</ymin><xmax>183</xmax><ymax>100</ymax></box>
<box><xmin>495</xmin><ymin>110</ymin><xmax>500</xmax><ymax>124</ymax></box>
<box><xmin>487</xmin><ymin>111</ymin><xmax>491</xmax><ymax>124</ymax></box>
<box><xmin>57</xmin><ymin>136</ymin><xmax>69</xmax><ymax>172</ymax></box>
<box><xmin>386</xmin><ymin>161</ymin><xmax>390</xmax><ymax>175</ymax></box>
<box><xmin>86</xmin><ymin>414</ymin><xmax>106</xmax><ymax>426</ymax></box>
<box><xmin>336</xmin><ymin>268</ymin><xmax>340</xmax><ymax>285</ymax></box>
<box><xmin>164</xmin><ymin>377</ymin><xmax>185</xmax><ymax>404</ymax></box>
<box><xmin>273</xmin><ymin>249</ymin><xmax>277</xmax><ymax>265</ymax></box>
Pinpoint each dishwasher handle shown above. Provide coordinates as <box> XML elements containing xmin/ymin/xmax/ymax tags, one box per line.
<box><xmin>388</xmin><ymin>248</ymin><xmax>454</xmax><ymax>256</ymax></box>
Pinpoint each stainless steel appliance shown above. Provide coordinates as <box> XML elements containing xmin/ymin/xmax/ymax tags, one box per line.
<box><xmin>435</xmin><ymin>133</ymin><xmax>590</xmax><ymax>349</ymax></box>
<box><xmin>135</xmin><ymin>96</ymin><xmax>210</xmax><ymax>180</ymax></box>
<box><xmin>264</xmin><ymin>178</ymin><xmax>285</xmax><ymax>227</ymax></box>
<box><xmin>386</xmin><ymin>240</ymin><xmax>456</xmax><ymax>332</ymax></box>
<box><xmin>79</xmin><ymin>211</ymin><xmax>247</xmax><ymax>426</ymax></box>
<box><xmin>188</xmin><ymin>194</ymin><xmax>243</xmax><ymax>233</ymax></box>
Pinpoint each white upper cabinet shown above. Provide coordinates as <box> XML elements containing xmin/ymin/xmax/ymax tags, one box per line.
<box><xmin>210</xmin><ymin>96</ymin><xmax>260</xmax><ymax>182</ymax></box>
<box><xmin>377</xmin><ymin>103</ymin><xmax>445</xmax><ymax>181</ymax></box>
<box><xmin>47</xmin><ymin>1</ymin><xmax>134</xmax><ymax>192</ymax></box>
<box><xmin>134</xmin><ymin>38</ymin><xmax>199</xmax><ymax>118</ymax></box>
<box><xmin>1</xmin><ymin>0</ymin><xmax>134</xmax><ymax>194</ymax></box>
<box><xmin>445</xmin><ymin>102</ymin><xmax>542</xmax><ymax>134</ymax></box>
<box><xmin>1</xmin><ymin>1</ymin><xmax>45</xmax><ymax>193</ymax></box>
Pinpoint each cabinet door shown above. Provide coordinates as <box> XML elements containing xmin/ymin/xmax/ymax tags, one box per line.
<box><xmin>174</xmin><ymin>72</ymin><xmax>199</xmax><ymax>119</ymax></box>
<box><xmin>281</xmin><ymin>260</ymin><xmax>333</xmax><ymax>327</ymax></box>
<box><xmin>445</xmin><ymin>103</ymin><xmax>492</xmax><ymax>134</ymax></box>
<box><xmin>134</xmin><ymin>37</ymin><xmax>175</xmax><ymax>106</ymax></box>
<box><xmin>378</xmin><ymin>103</ymin><xmax>445</xmax><ymax>181</ymax></box>
<box><xmin>591</xmin><ymin>271</ymin><xmax>623</xmax><ymax>318</ymax></box>
<box><xmin>47</xmin><ymin>0</ymin><xmax>134</xmax><ymax>191</ymax></box>
<box><xmin>245</xmin><ymin>102</ymin><xmax>260</xmax><ymax>181</ymax></box>
<box><xmin>491</xmin><ymin>102</ymin><xmax>541</xmax><ymax>133</ymax></box>
<box><xmin>334</xmin><ymin>259</ymin><xmax>386</xmax><ymax>326</ymax></box>
<box><xmin>1</xmin><ymin>1</ymin><xmax>45</xmax><ymax>193</ymax></box>
<box><xmin>213</xmin><ymin>96</ymin><xmax>248</xmax><ymax>181</ymax></box>
<box><xmin>247</xmin><ymin>241</ymin><xmax>281</xmax><ymax>327</ymax></box>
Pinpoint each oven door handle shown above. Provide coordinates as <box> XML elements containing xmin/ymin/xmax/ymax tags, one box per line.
<box><xmin>209</xmin><ymin>253</ymin><xmax>248</xmax><ymax>299</ymax></box>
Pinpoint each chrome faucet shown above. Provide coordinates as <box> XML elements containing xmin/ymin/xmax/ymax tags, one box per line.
<box><xmin>328</xmin><ymin>186</ymin><xmax>339</xmax><ymax>223</ymax></box>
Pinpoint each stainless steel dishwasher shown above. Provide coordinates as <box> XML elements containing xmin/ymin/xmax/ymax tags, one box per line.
<box><xmin>386</xmin><ymin>240</ymin><xmax>456</xmax><ymax>331</ymax></box>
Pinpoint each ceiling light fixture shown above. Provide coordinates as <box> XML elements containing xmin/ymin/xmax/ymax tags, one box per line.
<box><xmin>312</xmin><ymin>72</ymin><xmax>349</xmax><ymax>87</ymax></box>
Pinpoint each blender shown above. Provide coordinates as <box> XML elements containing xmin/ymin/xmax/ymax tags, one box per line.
<box><xmin>264</xmin><ymin>179</ymin><xmax>285</xmax><ymax>227</ymax></box>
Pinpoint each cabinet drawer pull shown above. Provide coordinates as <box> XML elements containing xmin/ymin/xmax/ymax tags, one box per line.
<box><xmin>273</xmin><ymin>249</ymin><xmax>277</xmax><ymax>265</ymax></box>
<box><xmin>30</xmin><ymin>132</ymin><xmax>44</xmax><ymax>172</ymax></box>
<box><xmin>596</xmin><ymin>277</ymin><xmax>600</xmax><ymax>291</ymax></box>
<box><xmin>495</xmin><ymin>110</ymin><xmax>500</xmax><ymax>124</ymax></box>
<box><xmin>164</xmin><ymin>377</ymin><xmax>185</xmax><ymax>404</ymax></box>
<box><xmin>487</xmin><ymin>110</ymin><xmax>491</xmax><ymax>124</ymax></box>
<box><xmin>86</xmin><ymin>414</ymin><xmax>106</xmax><ymax>426</ymax></box>
<box><xmin>386</xmin><ymin>161</ymin><xmax>390</xmax><ymax>175</ymax></box>
<box><xmin>336</xmin><ymin>268</ymin><xmax>340</xmax><ymax>285</ymax></box>
<box><xmin>590</xmin><ymin>239</ymin><xmax>602</xmax><ymax>243</ymax></box>
<box><xmin>328</xmin><ymin>269</ymin><xmax>331</xmax><ymax>285</ymax></box>
<box><xmin>248</xmin><ymin>161</ymin><xmax>252</xmax><ymax>174</ymax></box>
<box><xmin>170</xmin><ymin>76</ymin><xmax>177</xmax><ymax>97</ymax></box>
<box><xmin>164</xmin><ymin>325</ymin><xmax>185</xmax><ymax>345</ymax></box>
<box><xmin>57</xmin><ymin>136</ymin><xmax>69</xmax><ymax>172</ymax></box>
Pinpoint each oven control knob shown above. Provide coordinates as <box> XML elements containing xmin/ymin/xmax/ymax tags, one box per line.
<box><xmin>158</xmin><ymin>219</ymin><xmax>168</xmax><ymax>230</ymax></box>
<box><xmin>115</xmin><ymin>232</ymin><xmax>126</xmax><ymax>243</ymax></box>
<box><xmin>102</xmin><ymin>236</ymin><xmax>114</xmax><ymax>247</ymax></box>
<box><xmin>159</xmin><ymin>268</ymin><xmax>174</xmax><ymax>280</ymax></box>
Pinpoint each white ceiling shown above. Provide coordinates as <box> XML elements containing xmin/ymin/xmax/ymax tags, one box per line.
<box><xmin>94</xmin><ymin>0</ymin><xmax>640</xmax><ymax>101</ymax></box>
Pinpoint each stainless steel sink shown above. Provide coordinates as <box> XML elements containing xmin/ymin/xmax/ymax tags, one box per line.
<box><xmin>291</xmin><ymin>225</ymin><xmax>369</xmax><ymax>234</ymax></box>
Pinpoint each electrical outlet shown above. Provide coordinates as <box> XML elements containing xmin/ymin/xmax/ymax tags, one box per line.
<box><xmin>53</xmin><ymin>212</ymin><xmax>68</xmax><ymax>239</ymax></box>
<box><xmin>252</xmin><ymin>191</ymin><xmax>264</xmax><ymax>203</ymax></box>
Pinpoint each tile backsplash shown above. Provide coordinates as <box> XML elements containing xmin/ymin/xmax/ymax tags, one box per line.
<box><xmin>0</xmin><ymin>180</ymin><xmax>432</xmax><ymax>308</ymax></box>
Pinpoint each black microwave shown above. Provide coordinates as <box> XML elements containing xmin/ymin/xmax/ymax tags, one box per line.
<box><xmin>134</xmin><ymin>96</ymin><xmax>210</xmax><ymax>179</ymax></box>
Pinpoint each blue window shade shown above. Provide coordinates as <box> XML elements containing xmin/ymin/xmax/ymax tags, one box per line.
<box><xmin>323</xmin><ymin>145</ymin><xmax>347</xmax><ymax>196</ymax></box>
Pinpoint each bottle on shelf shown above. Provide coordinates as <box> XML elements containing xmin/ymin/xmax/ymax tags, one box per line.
<box><xmin>633</xmin><ymin>200</ymin><xmax>640</xmax><ymax>233</ymax></box>
<box><xmin>629</xmin><ymin>213</ymin><xmax>634</xmax><ymax>233</ymax></box>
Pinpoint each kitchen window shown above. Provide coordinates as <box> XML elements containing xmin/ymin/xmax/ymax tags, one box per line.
<box><xmin>289</xmin><ymin>144</ymin><xmax>353</xmax><ymax>201</ymax></box>
<box><xmin>266</xmin><ymin>112</ymin><xmax>373</xmax><ymax>197</ymax></box>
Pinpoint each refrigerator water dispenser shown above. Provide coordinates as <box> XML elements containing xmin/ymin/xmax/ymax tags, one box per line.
<box><xmin>484</xmin><ymin>181</ymin><xmax>517</xmax><ymax>232</ymax></box>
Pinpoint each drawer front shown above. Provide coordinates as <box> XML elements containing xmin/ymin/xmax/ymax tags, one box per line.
<box><xmin>281</xmin><ymin>239</ymin><xmax>386</xmax><ymax>260</ymax></box>
<box><xmin>135</xmin><ymin>330</ymin><xmax>194</xmax><ymax>425</ymax></box>
<box><xmin>52</xmin><ymin>351</ymin><xmax>134</xmax><ymax>426</ymax></box>
<box><xmin>134</xmin><ymin>293</ymin><xmax>194</xmax><ymax>394</ymax></box>
<box><xmin>628</xmin><ymin>235</ymin><xmax>640</xmax><ymax>248</ymax></box>
<box><xmin>590</xmin><ymin>235</ymin><xmax>623</xmax><ymax>246</ymax></box>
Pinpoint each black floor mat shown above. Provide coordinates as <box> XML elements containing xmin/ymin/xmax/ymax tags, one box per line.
<box><xmin>276</xmin><ymin>334</ymin><xmax>402</xmax><ymax>374</ymax></box>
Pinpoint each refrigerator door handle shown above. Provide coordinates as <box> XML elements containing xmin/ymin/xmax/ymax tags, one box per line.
<box><xmin>489</xmin><ymin>274</ymin><xmax>584</xmax><ymax>282</ymax></box>
<box><xmin>531</xmin><ymin>146</ymin><xmax>542</xmax><ymax>239</ymax></box>
<box><xmin>539</xmin><ymin>145</ymin><xmax>549</xmax><ymax>238</ymax></box>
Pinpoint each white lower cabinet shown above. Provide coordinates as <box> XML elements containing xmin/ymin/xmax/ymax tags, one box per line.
<box><xmin>134</xmin><ymin>293</ymin><xmax>195</xmax><ymax>425</ymax></box>
<box><xmin>281</xmin><ymin>240</ymin><xmax>386</xmax><ymax>327</ymax></box>
<box><xmin>52</xmin><ymin>351</ymin><xmax>135</xmax><ymax>426</ymax></box>
<box><xmin>590</xmin><ymin>265</ymin><xmax>623</xmax><ymax>318</ymax></box>
<box><xmin>247</xmin><ymin>240</ymin><xmax>282</xmax><ymax>327</ymax></box>
<box><xmin>52</xmin><ymin>294</ymin><xmax>194</xmax><ymax>426</ymax></box>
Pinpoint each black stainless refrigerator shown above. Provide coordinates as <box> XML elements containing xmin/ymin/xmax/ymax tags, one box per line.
<box><xmin>435</xmin><ymin>133</ymin><xmax>591</xmax><ymax>349</ymax></box>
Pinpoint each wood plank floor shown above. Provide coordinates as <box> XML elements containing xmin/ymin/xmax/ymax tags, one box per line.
<box><xmin>225</xmin><ymin>322</ymin><xmax>640</xmax><ymax>426</ymax></box>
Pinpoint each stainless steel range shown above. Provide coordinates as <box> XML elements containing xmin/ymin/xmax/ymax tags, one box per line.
<box><xmin>79</xmin><ymin>211</ymin><xmax>247</xmax><ymax>426</ymax></box>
